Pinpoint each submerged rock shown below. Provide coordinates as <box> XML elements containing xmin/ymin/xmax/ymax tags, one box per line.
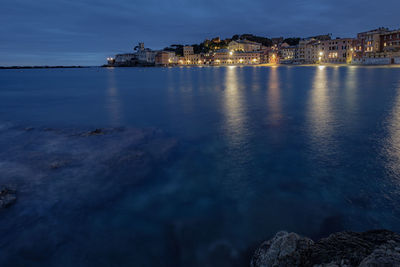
<box><xmin>78</xmin><ymin>128</ymin><xmax>105</xmax><ymax>137</ymax></box>
<box><xmin>0</xmin><ymin>187</ymin><xmax>17</xmax><ymax>209</ymax></box>
<box><xmin>251</xmin><ymin>230</ymin><xmax>400</xmax><ymax>267</ymax></box>
<box><xmin>251</xmin><ymin>231</ymin><xmax>313</xmax><ymax>267</ymax></box>
<box><xmin>87</xmin><ymin>128</ymin><xmax>103</xmax><ymax>136</ymax></box>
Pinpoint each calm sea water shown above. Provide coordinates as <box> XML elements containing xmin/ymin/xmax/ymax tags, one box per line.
<box><xmin>1</xmin><ymin>66</ymin><xmax>400</xmax><ymax>266</ymax></box>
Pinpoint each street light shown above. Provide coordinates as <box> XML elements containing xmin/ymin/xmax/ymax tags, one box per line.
<box><xmin>318</xmin><ymin>52</ymin><xmax>323</xmax><ymax>63</ymax></box>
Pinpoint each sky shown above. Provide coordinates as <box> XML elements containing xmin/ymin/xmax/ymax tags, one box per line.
<box><xmin>1</xmin><ymin>0</ymin><xmax>399</xmax><ymax>66</ymax></box>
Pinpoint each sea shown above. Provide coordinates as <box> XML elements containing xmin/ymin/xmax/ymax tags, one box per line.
<box><xmin>1</xmin><ymin>65</ymin><xmax>400</xmax><ymax>266</ymax></box>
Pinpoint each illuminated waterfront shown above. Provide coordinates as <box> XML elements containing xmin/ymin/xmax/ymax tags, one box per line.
<box><xmin>1</xmin><ymin>66</ymin><xmax>400</xmax><ymax>266</ymax></box>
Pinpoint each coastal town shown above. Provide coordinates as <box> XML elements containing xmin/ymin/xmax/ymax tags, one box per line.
<box><xmin>106</xmin><ymin>27</ymin><xmax>400</xmax><ymax>67</ymax></box>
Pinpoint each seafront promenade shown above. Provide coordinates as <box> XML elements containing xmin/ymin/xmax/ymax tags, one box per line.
<box><xmin>106</xmin><ymin>28</ymin><xmax>400</xmax><ymax>68</ymax></box>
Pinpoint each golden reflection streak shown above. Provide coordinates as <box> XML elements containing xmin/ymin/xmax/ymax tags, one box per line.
<box><xmin>223</xmin><ymin>66</ymin><xmax>247</xmax><ymax>147</ymax></box>
<box><xmin>308</xmin><ymin>66</ymin><xmax>334</xmax><ymax>152</ymax></box>
<box><xmin>343</xmin><ymin>67</ymin><xmax>358</xmax><ymax>115</ymax></box>
<box><xmin>251</xmin><ymin>66</ymin><xmax>261</xmax><ymax>91</ymax></box>
<box><xmin>106</xmin><ymin>69</ymin><xmax>123</xmax><ymax>126</ymax></box>
<box><xmin>267</xmin><ymin>66</ymin><xmax>282</xmax><ymax>124</ymax></box>
<box><xmin>385</xmin><ymin>80</ymin><xmax>400</xmax><ymax>180</ymax></box>
<box><xmin>221</xmin><ymin>66</ymin><xmax>252</xmax><ymax>199</ymax></box>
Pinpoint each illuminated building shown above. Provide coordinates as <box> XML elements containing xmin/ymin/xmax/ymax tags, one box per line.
<box><xmin>212</xmin><ymin>49</ymin><xmax>261</xmax><ymax>65</ymax></box>
<box><xmin>228</xmin><ymin>39</ymin><xmax>262</xmax><ymax>52</ymax></box>
<box><xmin>155</xmin><ymin>51</ymin><xmax>177</xmax><ymax>66</ymax></box>
<box><xmin>320</xmin><ymin>38</ymin><xmax>354</xmax><ymax>63</ymax></box>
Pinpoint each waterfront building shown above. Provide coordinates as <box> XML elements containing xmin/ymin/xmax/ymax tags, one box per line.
<box><xmin>183</xmin><ymin>46</ymin><xmax>194</xmax><ymax>57</ymax></box>
<box><xmin>107</xmin><ymin>29</ymin><xmax>400</xmax><ymax>67</ymax></box>
<box><xmin>137</xmin><ymin>50</ymin><xmax>157</xmax><ymax>64</ymax></box>
<box><xmin>290</xmin><ymin>35</ymin><xmax>332</xmax><ymax>64</ymax></box>
<box><xmin>305</xmin><ymin>40</ymin><xmax>321</xmax><ymax>64</ymax></box>
<box><xmin>179</xmin><ymin>53</ymin><xmax>205</xmax><ymax>65</ymax></box>
<box><xmin>361</xmin><ymin>51</ymin><xmax>400</xmax><ymax>65</ymax></box>
<box><xmin>320</xmin><ymin>38</ymin><xmax>354</xmax><ymax>64</ymax></box>
<box><xmin>294</xmin><ymin>40</ymin><xmax>308</xmax><ymax>63</ymax></box>
<box><xmin>353</xmin><ymin>28</ymin><xmax>400</xmax><ymax>64</ymax></box>
<box><xmin>155</xmin><ymin>51</ymin><xmax>177</xmax><ymax>66</ymax></box>
<box><xmin>115</xmin><ymin>53</ymin><xmax>137</xmax><ymax>63</ymax></box>
<box><xmin>106</xmin><ymin>53</ymin><xmax>137</xmax><ymax>66</ymax></box>
<box><xmin>259</xmin><ymin>48</ymin><xmax>271</xmax><ymax>64</ymax></box>
<box><xmin>280</xmin><ymin>46</ymin><xmax>297</xmax><ymax>63</ymax></box>
<box><xmin>356</xmin><ymin>28</ymin><xmax>390</xmax><ymax>54</ymax></box>
<box><xmin>381</xmin><ymin>29</ymin><xmax>400</xmax><ymax>52</ymax></box>
<box><xmin>136</xmin><ymin>42</ymin><xmax>158</xmax><ymax>64</ymax></box>
<box><xmin>181</xmin><ymin>46</ymin><xmax>205</xmax><ymax>64</ymax></box>
<box><xmin>228</xmin><ymin>39</ymin><xmax>262</xmax><ymax>52</ymax></box>
<box><xmin>212</xmin><ymin>49</ymin><xmax>261</xmax><ymax>65</ymax></box>
<box><xmin>188</xmin><ymin>54</ymin><xmax>205</xmax><ymax>64</ymax></box>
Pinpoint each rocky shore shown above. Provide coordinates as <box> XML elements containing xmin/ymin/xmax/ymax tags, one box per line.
<box><xmin>251</xmin><ymin>230</ymin><xmax>400</xmax><ymax>266</ymax></box>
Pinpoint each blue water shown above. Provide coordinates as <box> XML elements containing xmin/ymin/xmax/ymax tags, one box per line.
<box><xmin>1</xmin><ymin>66</ymin><xmax>400</xmax><ymax>266</ymax></box>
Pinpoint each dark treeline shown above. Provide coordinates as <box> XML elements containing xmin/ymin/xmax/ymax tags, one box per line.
<box><xmin>163</xmin><ymin>34</ymin><xmax>301</xmax><ymax>56</ymax></box>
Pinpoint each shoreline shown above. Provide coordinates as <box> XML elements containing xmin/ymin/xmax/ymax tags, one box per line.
<box><xmin>1</xmin><ymin>63</ymin><xmax>399</xmax><ymax>70</ymax></box>
<box><xmin>104</xmin><ymin>63</ymin><xmax>400</xmax><ymax>68</ymax></box>
<box><xmin>0</xmin><ymin>66</ymin><xmax>90</xmax><ymax>70</ymax></box>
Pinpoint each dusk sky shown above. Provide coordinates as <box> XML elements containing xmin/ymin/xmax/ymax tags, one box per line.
<box><xmin>1</xmin><ymin>0</ymin><xmax>399</xmax><ymax>66</ymax></box>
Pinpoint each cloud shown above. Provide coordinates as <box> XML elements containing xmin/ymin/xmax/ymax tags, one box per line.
<box><xmin>0</xmin><ymin>0</ymin><xmax>399</xmax><ymax>65</ymax></box>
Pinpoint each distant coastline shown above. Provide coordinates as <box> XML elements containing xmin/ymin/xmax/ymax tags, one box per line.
<box><xmin>0</xmin><ymin>66</ymin><xmax>89</xmax><ymax>70</ymax></box>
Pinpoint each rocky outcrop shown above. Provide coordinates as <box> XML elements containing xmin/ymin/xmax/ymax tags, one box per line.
<box><xmin>0</xmin><ymin>187</ymin><xmax>16</xmax><ymax>209</ymax></box>
<box><xmin>251</xmin><ymin>230</ymin><xmax>400</xmax><ymax>267</ymax></box>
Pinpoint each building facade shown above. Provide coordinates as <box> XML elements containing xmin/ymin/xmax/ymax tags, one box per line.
<box><xmin>155</xmin><ymin>51</ymin><xmax>177</xmax><ymax>66</ymax></box>
<box><xmin>356</xmin><ymin>28</ymin><xmax>390</xmax><ymax>54</ymax></box>
<box><xmin>280</xmin><ymin>46</ymin><xmax>296</xmax><ymax>63</ymax></box>
<box><xmin>228</xmin><ymin>40</ymin><xmax>262</xmax><ymax>52</ymax></box>
<box><xmin>183</xmin><ymin>46</ymin><xmax>194</xmax><ymax>57</ymax></box>
<box><xmin>381</xmin><ymin>30</ymin><xmax>400</xmax><ymax>52</ymax></box>
<box><xmin>137</xmin><ymin>50</ymin><xmax>157</xmax><ymax>64</ymax></box>
<box><xmin>320</xmin><ymin>38</ymin><xmax>353</xmax><ymax>63</ymax></box>
<box><xmin>178</xmin><ymin>53</ymin><xmax>205</xmax><ymax>65</ymax></box>
<box><xmin>305</xmin><ymin>40</ymin><xmax>321</xmax><ymax>63</ymax></box>
<box><xmin>212</xmin><ymin>49</ymin><xmax>261</xmax><ymax>65</ymax></box>
<box><xmin>109</xmin><ymin>53</ymin><xmax>137</xmax><ymax>66</ymax></box>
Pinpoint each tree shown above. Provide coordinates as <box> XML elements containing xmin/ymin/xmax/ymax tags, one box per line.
<box><xmin>283</xmin><ymin>38</ymin><xmax>301</xmax><ymax>46</ymax></box>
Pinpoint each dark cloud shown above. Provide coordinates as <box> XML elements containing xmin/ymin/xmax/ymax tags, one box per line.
<box><xmin>0</xmin><ymin>0</ymin><xmax>399</xmax><ymax>65</ymax></box>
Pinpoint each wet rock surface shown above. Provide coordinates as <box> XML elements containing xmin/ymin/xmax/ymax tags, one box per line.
<box><xmin>0</xmin><ymin>124</ymin><xmax>180</xmax><ymax>265</ymax></box>
<box><xmin>0</xmin><ymin>187</ymin><xmax>16</xmax><ymax>209</ymax></box>
<box><xmin>251</xmin><ymin>230</ymin><xmax>400</xmax><ymax>267</ymax></box>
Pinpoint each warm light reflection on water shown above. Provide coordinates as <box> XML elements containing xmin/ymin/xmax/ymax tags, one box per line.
<box><xmin>308</xmin><ymin>66</ymin><xmax>335</xmax><ymax>156</ymax></box>
<box><xmin>4</xmin><ymin>67</ymin><xmax>400</xmax><ymax>266</ymax></box>
<box><xmin>106</xmin><ymin>69</ymin><xmax>122</xmax><ymax>125</ymax></box>
<box><xmin>343</xmin><ymin>67</ymin><xmax>358</xmax><ymax>114</ymax></box>
<box><xmin>222</xmin><ymin>66</ymin><xmax>247</xmax><ymax>148</ymax></box>
<box><xmin>267</xmin><ymin>67</ymin><xmax>282</xmax><ymax>124</ymax></box>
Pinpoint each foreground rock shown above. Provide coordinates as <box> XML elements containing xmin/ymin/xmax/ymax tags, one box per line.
<box><xmin>0</xmin><ymin>187</ymin><xmax>16</xmax><ymax>209</ymax></box>
<box><xmin>251</xmin><ymin>230</ymin><xmax>400</xmax><ymax>267</ymax></box>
